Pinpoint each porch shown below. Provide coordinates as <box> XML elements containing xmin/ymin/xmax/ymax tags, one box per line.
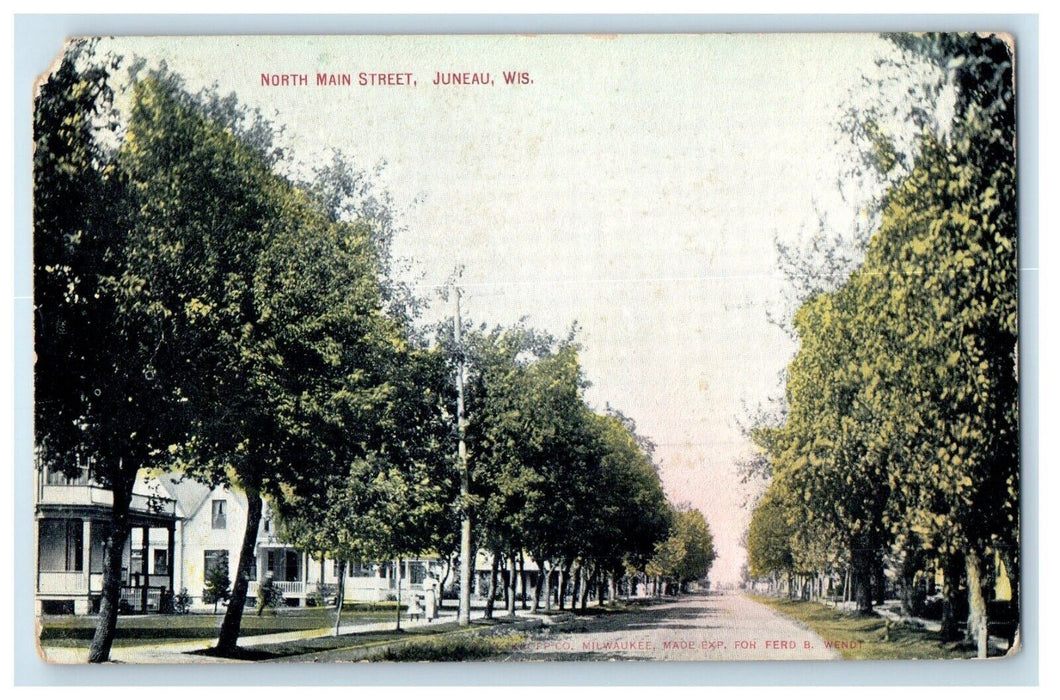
<box><xmin>36</xmin><ymin>481</ymin><xmax>178</xmax><ymax>615</ymax></box>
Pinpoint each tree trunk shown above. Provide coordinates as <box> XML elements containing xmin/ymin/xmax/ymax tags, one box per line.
<box><xmin>395</xmin><ymin>557</ymin><xmax>403</xmax><ymax>632</ymax></box>
<box><xmin>437</xmin><ymin>555</ymin><xmax>452</xmax><ymax>610</ymax></box>
<box><xmin>570</xmin><ymin>563</ymin><xmax>581</xmax><ymax>611</ymax></box>
<box><xmin>88</xmin><ymin>478</ymin><xmax>134</xmax><ymax>663</ymax></box>
<box><xmin>852</xmin><ymin>548</ymin><xmax>874</xmax><ymax>615</ymax></box>
<box><xmin>558</xmin><ymin>564</ymin><xmax>567</xmax><ymax>610</ymax></box>
<box><xmin>579</xmin><ymin>566</ymin><xmax>590</xmax><ymax>611</ymax></box>
<box><xmin>965</xmin><ymin>550</ymin><xmax>989</xmax><ymax>658</ymax></box>
<box><xmin>544</xmin><ymin>560</ymin><xmax>553</xmax><ymax>612</ymax></box>
<box><xmin>874</xmin><ymin>557</ymin><xmax>887</xmax><ymax>605</ymax></box>
<box><xmin>532</xmin><ymin>557</ymin><xmax>545</xmax><ymax>613</ymax></box>
<box><xmin>334</xmin><ymin>558</ymin><xmax>346</xmax><ymax>636</ymax></box>
<box><xmin>507</xmin><ymin>554</ymin><xmax>517</xmax><ymax>616</ymax></box>
<box><xmin>940</xmin><ymin>553</ymin><xmax>963</xmax><ymax>641</ymax></box>
<box><xmin>501</xmin><ymin>563</ymin><xmax>510</xmax><ymax>613</ymax></box>
<box><xmin>484</xmin><ymin>553</ymin><xmax>499</xmax><ymax>620</ymax></box>
<box><xmin>519</xmin><ymin>552</ymin><xmax>528</xmax><ymax>610</ymax></box>
<box><xmin>216</xmin><ymin>489</ymin><xmax>263</xmax><ymax>652</ymax></box>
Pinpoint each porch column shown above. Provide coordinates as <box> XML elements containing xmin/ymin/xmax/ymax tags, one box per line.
<box><xmin>140</xmin><ymin>526</ymin><xmax>149</xmax><ymax>613</ymax></box>
<box><xmin>302</xmin><ymin>550</ymin><xmax>309</xmax><ymax>604</ymax></box>
<box><xmin>82</xmin><ymin>520</ymin><xmax>91</xmax><ymax>594</ymax></box>
<box><xmin>167</xmin><ymin>524</ymin><xmax>175</xmax><ymax>596</ymax></box>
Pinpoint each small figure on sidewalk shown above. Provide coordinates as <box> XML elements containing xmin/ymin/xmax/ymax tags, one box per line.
<box><xmin>409</xmin><ymin>593</ymin><xmax>424</xmax><ymax>621</ymax></box>
<box><xmin>423</xmin><ymin>569</ymin><xmax>439</xmax><ymax>622</ymax></box>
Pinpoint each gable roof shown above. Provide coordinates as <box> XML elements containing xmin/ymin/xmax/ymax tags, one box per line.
<box><xmin>155</xmin><ymin>474</ymin><xmax>214</xmax><ymax>520</ymax></box>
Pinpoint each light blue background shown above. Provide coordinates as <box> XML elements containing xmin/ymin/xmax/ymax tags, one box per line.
<box><xmin>13</xmin><ymin>13</ymin><xmax>1039</xmax><ymax>687</ymax></box>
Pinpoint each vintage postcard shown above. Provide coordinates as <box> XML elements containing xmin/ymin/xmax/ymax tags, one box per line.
<box><xmin>31</xmin><ymin>33</ymin><xmax>1019</xmax><ymax>665</ymax></box>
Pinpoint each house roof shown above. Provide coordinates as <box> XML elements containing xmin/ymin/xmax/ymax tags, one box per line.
<box><xmin>155</xmin><ymin>474</ymin><xmax>214</xmax><ymax>520</ymax></box>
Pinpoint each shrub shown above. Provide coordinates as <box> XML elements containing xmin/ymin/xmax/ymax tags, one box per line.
<box><xmin>256</xmin><ymin>578</ymin><xmax>283</xmax><ymax>614</ymax></box>
<box><xmin>203</xmin><ymin>563</ymin><xmax>231</xmax><ymax>613</ymax></box>
<box><xmin>173</xmin><ymin>587</ymin><xmax>193</xmax><ymax>614</ymax></box>
<box><xmin>377</xmin><ymin>633</ymin><xmax>527</xmax><ymax>662</ymax></box>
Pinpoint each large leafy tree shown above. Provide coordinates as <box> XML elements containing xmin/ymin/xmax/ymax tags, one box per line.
<box><xmin>858</xmin><ymin>39</ymin><xmax>1017</xmax><ymax>651</ymax></box>
<box><xmin>275</xmin><ymin>343</ymin><xmax>458</xmax><ymax>632</ymax></box>
<box><xmin>747</xmin><ymin>33</ymin><xmax>1016</xmax><ymax>655</ymax></box>
<box><xmin>647</xmin><ymin>507</ymin><xmax>716</xmax><ymax>593</ymax></box>
<box><xmin>118</xmin><ymin>74</ymin><xmax>412</xmax><ymax>652</ymax></box>
<box><xmin>746</xmin><ymin>486</ymin><xmax>795</xmax><ymax>583</ymax></box>
<box><xmin>582</xmin><ymin>411</ymin><xmax>672</xmax><ymax>603</ymax></box>
<box><xmin>33</xmin><ymin>42</ymin><xmax>192</xmax><ymax>663</ymax></box>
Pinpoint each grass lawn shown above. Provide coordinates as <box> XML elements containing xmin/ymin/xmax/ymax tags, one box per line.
<box><xmin>373</xmin><ymin>632</ymin><xmax>528</xmax><ymax>662</ymax></box>
<box><xmin>750</xmin><ymin>595</ymin><xmax>979</xmax><ymax>660</ymax></box>
<box><xmin>39</xmin><ymin>604</ymin><xmax>399</xmax><ymax>648</ymax></box>
<box><xmin>192</xmin><ymin>619</ymin><xmax>519</xmax><ymax>661</ymax></box>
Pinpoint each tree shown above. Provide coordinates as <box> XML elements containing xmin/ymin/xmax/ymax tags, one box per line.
<box><xmin>648</xmin><ymin>507</ymin><xmax>716</xmax><ymax>594</ymax></box>
<box><xmin>747</xmin><ymin>33</ymin><xmax>1016</xmax><ymax>655</ymax></box>
<box><xmin>832</xmin><ymin>32</ymin><xmax>1017</xmax><ymax>652</ymax></box>
<box><xmin>117</xmin><ymin>72</ymin><xmax>414</xmax><ymax>652</ymax></box>
<box><xmin>33</xmin><ymin>41</ymin><xmax>191</xmax><ymax>663</ymax></box>
<box><xmin>202</xmin><ymin>555</ymin><xmax>231</xmax><ymax>613</ymax></box>
<box><xmin>746</xmin><ymin>486</ymin><xmax>795</xmax><ymax>584</ymax></box>
<box><xmin>582</xmin><ymin>411</ymin><xmax>672</xmax><ymax>604</ymax></box>
<box><xmin>274</xmin><ymin>343</ymin><xmax>458</xmax><ymax>633</ymax></box>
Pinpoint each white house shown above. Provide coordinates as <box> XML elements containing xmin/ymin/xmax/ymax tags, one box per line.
<box><xmin>34</xmin><ymin>459</ymin><xmax>178</xmax><ymax>615</ymax></box>
<box><xmin>36</xmin><ymin>463</ymin><xmax>444</xmax><ymax>614</ymax></box>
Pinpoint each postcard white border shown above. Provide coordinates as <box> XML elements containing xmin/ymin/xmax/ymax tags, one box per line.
<box><xmin>11</xmin><ymin>12</ymin><xmax>1040</xmax><ymax>688</ymax></box>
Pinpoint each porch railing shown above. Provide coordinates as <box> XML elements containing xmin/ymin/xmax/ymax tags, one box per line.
<box><xmin>119</xmin><ymin>585</ymin><xmax>167</xmax><ymax>613</ymax></box>
<box><xmin>38</xmin><ymin>571</ymin><xmax>87</xmax><ymax>594</ymax></box>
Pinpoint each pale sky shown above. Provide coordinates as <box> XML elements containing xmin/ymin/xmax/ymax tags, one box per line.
<box><xmin>97</xmin><ymin>34</ymin><xmax>907</xmax><ymax>584</ymax></box>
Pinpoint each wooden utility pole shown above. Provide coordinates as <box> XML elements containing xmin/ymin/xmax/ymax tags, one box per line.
<box><xmin>456</xmin><ymin>287</ymin><xmax>472</xmax><ymax>626</ymax></box>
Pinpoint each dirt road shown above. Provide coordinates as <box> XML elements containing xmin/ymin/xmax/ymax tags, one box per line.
<box><xmin>498</xmin><ymin>591</ymin><xmax>842</xmax><ymax>661</ymax></box>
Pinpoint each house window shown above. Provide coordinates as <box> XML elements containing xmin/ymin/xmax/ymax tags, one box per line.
<box><xmin>211</xmin><ymin>500</ymin><xmax>227</xmax><ymax>529</ymax></box>
<box><xmin>285</xmin><ymin>550</ymin><xmax>299</xmax><ymax>582</ymax></box>
<box><xmin>267</xmin><ymin>550</ymin><xmax>299</xmax><ymax>582</ymax></box>
<box><xmin>130</xmin><ymin>551</ymin><xmax>143</xmax><ymax>575</ymax></box>
<box><xmin>44</xmin><ymin>457</ymin><xmax>91</xmax><ymax>486</ymax></box>
<box><xmin>153</xmin><ymin>549</ymin><xmax>168</xmax><ymax>575</ymax></box>
<box><xmin>248</xmin><ymin>554</ymin><xmax>257</xmax><ymax>581</ymax></box>
<box><xmin>38</xmin><ymin>519</ymin><xmax>83</xmax><ymax>572</ymax></box>
<box><xmin>204</xmin><ymin>550</ymin><xmax>228</xmax><ymax>579</ymax></box>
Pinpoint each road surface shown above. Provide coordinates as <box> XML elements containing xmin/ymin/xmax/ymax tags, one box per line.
<box><xmin>498</xmin><ymin>591</ymin><xmax>842</xmax><ymax>661</ymax></box>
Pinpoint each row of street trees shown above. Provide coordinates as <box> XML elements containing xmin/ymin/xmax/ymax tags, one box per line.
<box><xmin>34</xmin><ymin>42</ymin><xmax>715</xmax><ymax>662</ymax></box>
<box><xmin>745</xmin><ymin>33</ymin><xmax>1018</xmax><ymax>658</ymax></box>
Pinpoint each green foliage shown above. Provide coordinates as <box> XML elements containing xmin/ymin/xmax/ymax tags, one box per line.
<box><xmin>375</xmin><ymin>632</ymin><xmax>528</xmax><ymax>662</ymax></box>
<box><xmin>647</xmin><ymin>507</ymin><xmax>716</xmax><ymax>588</ymax></box>
<box><xmin>747</xmin><ymin>33</ymin><xmax>1017</xmax><ymax>641</ymax></box>
<box><xmin>584</xmin><ymin>411</ymin><xmax>672</xmax><ymax>575</ymax></box>
<box><xmin>203</xmin><ymin>559</ymin><xmax>231</xmax><ymax>609</ymax></box>
<box><xmin>173</xmin><ymin>588</ymin><xmax>193</xmax><ymax>614</ymax></box>
<box><xmin>35</xmin><ymin>43</ymin><xmax>711</xmax><ymax>651</ymax></box>
<box><xmin>257</xmin><ymin>578</ymin><xmax>283</xmax><ymax>612</ymax></box>
<box><xmin>746</xmin><ymin>488</ymin><xmax>795</xmax><ymax>579</ymax></box>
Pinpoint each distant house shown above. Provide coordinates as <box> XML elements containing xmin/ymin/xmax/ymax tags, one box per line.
<box><xmin>36</xmin><ymin>463</ymin><xmax>442</xmax><ymax>614</ymax></box>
